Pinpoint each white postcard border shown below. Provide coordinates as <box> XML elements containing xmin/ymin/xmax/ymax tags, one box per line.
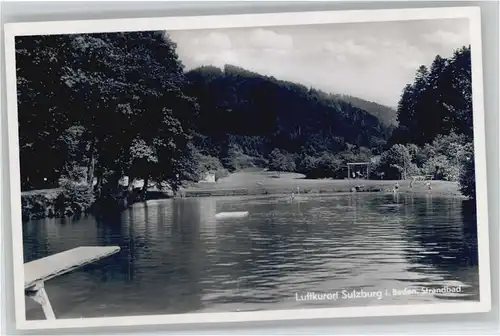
<box><xmin>3</xmin><ymin>6</ymin><xmax>491</xmax><ymax>331</ymax></box>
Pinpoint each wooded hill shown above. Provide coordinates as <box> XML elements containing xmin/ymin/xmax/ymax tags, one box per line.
<box><xmin>184</xmin><ymin>65</ymin><xmax>392</xmax><ymax>166</ymax></box>
<box><xmin>331</xmin><ymin>94</ymin><xmax>398</xmax><ymax>126</ymax></box>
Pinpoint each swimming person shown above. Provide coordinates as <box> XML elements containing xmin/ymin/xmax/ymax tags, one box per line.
<box><xmin>393</xmin><ymin>182</ymin><xmax>400</xmax><ymax>193</ymax></box>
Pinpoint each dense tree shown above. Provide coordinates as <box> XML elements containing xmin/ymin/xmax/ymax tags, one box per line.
<box><xmin>268</xmin><ymin>148</ymin><xmax>296</xmax><ymax>174</ymax></box>
<box><xmin>16</xmin><ymin>35</ymin><xmax>75</xmax><ymax>189</ymax></box>
<box><xmin>375</xmin><ymin>144</ymin><xmax>418</xmax><ymax>180</ymax></box>
<box><xmin>388</xmin><ymin>45</ymin><xmax>475</xmax><ymax>198</ymax></box>
<box><xmin>16</xmin><ymin>31</ymin><xmax>198</xmax><ymax>210</ymax></box>
<box><xmin>391</xmin><ymin>46</ymin><xmax>472</xmax><ymax>145</ymax></box>
<box><xmin>311</xmin><ymin>153</ymin><xmax>343</xmax><ymax>179</ymax></box>
<box><xmin>371</xmin><ymin>132</ymin><xmax>472</xmax><ymax>185</ymax></box>
<box><xmin>60</xmin><ymin>32</ymin><xmax>198</xmax><ymax>197</ymax></box>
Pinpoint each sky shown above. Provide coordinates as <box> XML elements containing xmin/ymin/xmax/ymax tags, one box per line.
<box><xmin>168</xmin><ymin>18</ymin><xmax>470</xmax><ymax>108</ymax></box>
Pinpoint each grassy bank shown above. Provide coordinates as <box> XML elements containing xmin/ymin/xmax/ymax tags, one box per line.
<box><xmin>180</xmin><ymin>170</ymin><xmax>463</xmax><ymax>198</ymax></box>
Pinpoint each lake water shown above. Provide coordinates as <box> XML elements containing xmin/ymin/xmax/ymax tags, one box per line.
<box><xmin>23</xmin><ymin>193</ymin><xmax>479</xmax><ymax>320</ymax></box>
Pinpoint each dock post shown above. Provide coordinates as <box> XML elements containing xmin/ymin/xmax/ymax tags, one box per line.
<box><xmin>25</xmin><ymin>282</ymin><xmax>56</xmax><ymax>320</ymax></box>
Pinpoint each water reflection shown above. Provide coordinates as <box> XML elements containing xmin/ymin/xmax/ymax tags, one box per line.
<box><xmin>23</xmin><ymin>194</ymin><xmax>479</xmax><ymax>319</ymax></box>
<box><xmin>400</xmin><ymin>196</ymin><xmax>478</xmax><ymax>300</ymax></box>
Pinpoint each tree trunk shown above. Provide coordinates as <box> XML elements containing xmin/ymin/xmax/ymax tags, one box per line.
<box><xmin>94</xmin><ymin>167</ymin><xmax>103</xmax><ymax>197</ymax></box>
<box><xmin>127</xmin><ymin>175</ymin><xmax>135</xmax><ymax>193</ymax></box>
<box><xmin>86</xmin><ymin>139</ymin><xmax>96</xmax><ymax>185</ymax></box>
<box><xmin>141</xmin><ymin>176</ymin><xmax>149</xmax><ymax>201</ymax></box>
<box><xmin>124</xmin><ymin>174</ymin><xmax>134</xmax><ymax>204</ymax></box>
<box><xmin>87</xmin><ymin>152</ymin><xmax>96</xmax><ymax>186</ymax></box>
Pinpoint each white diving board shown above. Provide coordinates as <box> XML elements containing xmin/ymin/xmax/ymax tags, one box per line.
<box><xmin>24</xmin><ymin>246</ymin><xmax>120</xmax><ymax>320</ymax></box>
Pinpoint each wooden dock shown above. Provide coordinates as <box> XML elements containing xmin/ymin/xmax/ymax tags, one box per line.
<box><xmin>24</xmin><ymin>246</ymin><xmax>120</xmax><ymax>320</ymax></box>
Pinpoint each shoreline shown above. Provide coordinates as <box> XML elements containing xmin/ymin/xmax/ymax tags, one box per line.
<box><xmin>179</xmin><ymin>174</ymin><xmax>463</xmax><ymax>198</ymax></box>
<box><xmin>179</xmin><ymin>184</ymin><xmax>463</xmax><ymax>198</ymax></box>
<box><xmin>20</xmin><ymin>178</ymin><xmax>465</xmax><ymax>221</ymax></box>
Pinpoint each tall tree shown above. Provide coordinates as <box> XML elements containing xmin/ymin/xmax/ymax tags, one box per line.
<box><xmin>59</xmin><ymin>32</ymin><xmax>198</xmax><ymax>196</ymax></box>
<box><xmin>17</xmin><ymin>31</ymin><xmax>198</xmax><ymax>201</ymax></box>
<box><xmin>16</xmin><ymin>35</ymin><xmax>75</xmax><ymax>189</ymax></box>
<box><xmin>391</xmin><ymin>46</ymin><xmax>472</xmax><ymax>146</ymax></box>
<box><xmin>389</xmin><ymin>45</ymin><xmax>475</xmax><ymax>199</ymax></box>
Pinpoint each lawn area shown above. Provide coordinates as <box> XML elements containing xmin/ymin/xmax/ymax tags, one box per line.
<box><xmin>182</xmin><ymin>170</ymin><xmax>463</xmax><ymax>198</ymax></box>
<box><xmin>19</xmin><ymin>170</ymin><xmax>464</xmax><ymax>219</ymax></box>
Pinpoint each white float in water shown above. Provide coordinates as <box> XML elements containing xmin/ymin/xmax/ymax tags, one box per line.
<box><xmin>215</xmin><ymin>211</ymin><xmax>249</xmax><ymax>219</ymax></box>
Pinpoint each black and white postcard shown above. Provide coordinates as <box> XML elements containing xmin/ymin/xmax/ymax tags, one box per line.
<box><xmin>4</xmin><ymin>7</ymin><xmax>491</xmax><ymax>330</ymax></box>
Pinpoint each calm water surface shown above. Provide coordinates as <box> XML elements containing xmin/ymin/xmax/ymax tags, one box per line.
<box><xmin>23</xmin><ymin>193</ymin><xmax>479</xmax><ymax>319</ymax></box>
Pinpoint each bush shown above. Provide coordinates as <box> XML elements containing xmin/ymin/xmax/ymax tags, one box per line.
<box><xmin>21</xmin><ymin>191</ymin><xmax>61</xmax><ymax>220</ymax></box>
<box><xmin>375</xmin><ymin>144</ymin><xmax>419</xmax><ymax>179</ymax></box>
<box><xmin>199</xmin><ymin>154</ymin><xmax>223</xmax><ymax>172</ymax></box>
<box><xmin>296</xmin><ymin>154</ymin><xmax>318</xmax><ymax>177</ymax></box>
<box><xmin>422</xmin><ymin>155</ymin><xmax>460</xmax><ymax>181</ymax></box>
<box><xmin>220</xmin><ymin>143</ymin><xmax>265</xmax><ymax>171</ymax></box>
<box><xmin>414</xmin><ymin>134</ymin><xmax>471</xmax><ymax>181</ymax></box>
<box><xmin>296</xmin><ymin>152</ymin><xmax>345</xmax><ymax>179</ymax></box>
<box><xmin>319</xmin><ymin>153</ymin><xmax>342</xmax><ymax>178</ymax></box>
<box><xmin>179</xmin><ymin>143</ymin><xmax>234</xmax><ymax>183</ymax></box>
<box><xmin>431</xmin><ymin>132</ymin><xmax>468</xmax><ymax>153</ymax></box>
<box><xmin>338</xmin><ymin>147</ymin><xmax>372</xmax><ymax>164</ymax></box>
<box><xmin>229</xmin><ymin>152</ymin><xmax>260</xmax><ymax>170</ymax></box>
<box><xmin>268</xmin><ymin>148</ymin><xmax>296</xmax><ymax>173</ymax></box>
<box><xmin>406</xmin><ymin>143</ymin><xmax>426</xmax><ymax>167</ymax></box>
<box><xmin>58</xmin><ymin>176</ymin><xmax>95</xmax><ymax>215</ymax></box>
